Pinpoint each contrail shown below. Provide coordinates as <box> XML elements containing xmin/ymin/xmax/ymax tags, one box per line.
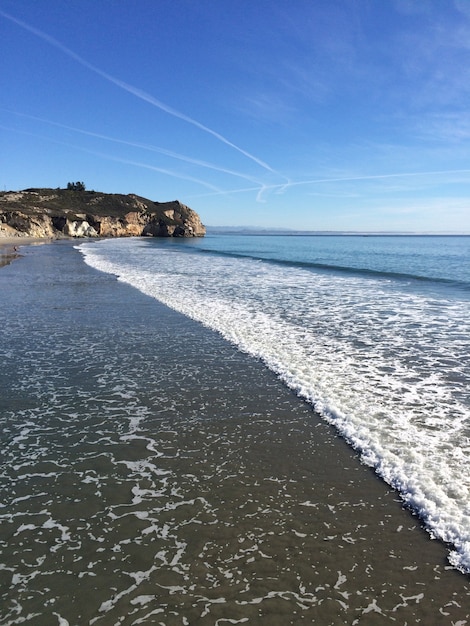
<box><xmin>277</xmin><ymin>169</ymin><xmax>470</xmax><ymax>188</ymax></box>
<box><xmin>189</xmin><ymin>168</ymin><xmax>470</xmax><ymax>197</ymax></box>
<box><xmin>3</xmin><ymin>109</ymin><xmax>267</xmax><ymax>187</ymax></box>
<box><xmin>0</xmin><ymin>9</ymin><xmax>279</xmax><ymax>176</ymax></box>
<box><xmin>0</xmin><ymin>124</ymin><xmax>223</xmax><ymax>192</ymax></box>
<box><xmin>75</xmin><ymin>149</ymin><xmax>224</xmax><ymax>193</ymax></box>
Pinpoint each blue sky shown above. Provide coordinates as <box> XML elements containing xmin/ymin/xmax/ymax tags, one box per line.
<box><xmin>1</xmin><ymin>0</ymin><xmax>470</xmax><ymax>232</ymax></box>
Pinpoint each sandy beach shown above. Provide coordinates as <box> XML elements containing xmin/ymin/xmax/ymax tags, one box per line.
<box><xmin>1</xmin><ymin>240</ymin><xmax>469</xmax><ymax>624</ymax></box>
<box><xmin>0</xmin><ymin>235</ymin><xmax>53</xmax><ymax>267</ymax></box>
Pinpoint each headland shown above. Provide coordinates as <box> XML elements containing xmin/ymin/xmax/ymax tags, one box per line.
<box><xmin>0</xmin><ymin>186</ymin><xmax>205</xmax><ymax>240</ymax></box>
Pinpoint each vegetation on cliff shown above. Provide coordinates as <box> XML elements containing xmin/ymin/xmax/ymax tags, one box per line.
<box><xmin>0</xmin><ymin>187</ymin><xmax>206</xmax><ymax>239</ymax></box>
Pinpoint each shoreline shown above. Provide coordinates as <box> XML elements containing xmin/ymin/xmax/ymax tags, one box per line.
<box><xmin>0</xmin><ymin>236</ymin><xmax>54</xmax><ymax>267</ymax></box>
<box><xmin>1</xmin><ymin>240</ymin><xmax>468</xmax><ymax>623</ymax></box>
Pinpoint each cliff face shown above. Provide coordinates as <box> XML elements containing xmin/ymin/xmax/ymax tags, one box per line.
<box><xmin>0</xmin><ymin>189</ymin><xmax>206</xmax><ymax>239</ymax></box>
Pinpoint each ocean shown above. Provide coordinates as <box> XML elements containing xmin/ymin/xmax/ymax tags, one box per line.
<box><xmin>1</xmin><ymin>235</ymin><xmax>469</xmax><ymax>624</ymax></box>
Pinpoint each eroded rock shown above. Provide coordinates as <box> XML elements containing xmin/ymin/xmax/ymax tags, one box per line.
<box><xmin>0</xmin><ymin>189</ymin><xmax>206</xmax><ymax>239</ymax></box>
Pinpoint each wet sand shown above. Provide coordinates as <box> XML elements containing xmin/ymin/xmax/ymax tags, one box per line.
<box><xmin>0</xmin><ymin>241</ymin><xmax>468</xmax><ymax>624</ymax></box>
<box><xmin>0</xmin><ymin>236</ymin><xmax>52</xmax><ymax>267</ymax></box>
<box><xmin>0</xmin><ymin>238</ymin><xmax>21</xmax><ymax>267</ymax></box>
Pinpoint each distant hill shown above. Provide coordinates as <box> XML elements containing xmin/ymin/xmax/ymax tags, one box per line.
<box><xmin>0</xmin><ymin>187</ymin><xmax>205</xmax><ymax>239</ymax></box>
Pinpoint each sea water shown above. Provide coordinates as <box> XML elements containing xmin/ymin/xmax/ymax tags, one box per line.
<box><xmin>1</xmin><ymin>237</ymin><xmax>470</xmax><ymax>624</ymax></box>
<box><xmin>80</xmin><ymin>235</ymin><xmax>470</xmax><ymax>574</ymax></box>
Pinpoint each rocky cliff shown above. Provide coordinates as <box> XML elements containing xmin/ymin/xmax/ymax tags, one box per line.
<box><xmin>0</xmin><ymin>188</ymin><xmax>206</xmax><ymax>239</ymax></box>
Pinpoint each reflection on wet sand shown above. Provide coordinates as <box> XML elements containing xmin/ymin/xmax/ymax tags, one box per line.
<box><xmin>0</xmin><ymin>237</ymin><xmax>52</xmax><ymax>267</ymax></box>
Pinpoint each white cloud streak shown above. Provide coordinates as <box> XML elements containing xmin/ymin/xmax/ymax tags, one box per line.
<box><xmin>4</xmin><ymin>109</ymin><xmax>267</xmax><ymax>188</ymax></box>
<box><xmin>0</xmin><ymin>124</ymin><xmax>222</xmax><ymax>192</ymax></box>
<box><xmin>0</xmin><ymin>9</ymin><xmax>280</xmax><ymax>176</ymax></box>
<box><xmin>190</xmin><ymin>168</ymin><xmax>470</xmax><ymax>198</ymax></box>
<box><xmin>280</xmin><ymin>169</ymin><xmax>470</xmax><ymax>188</ymax></box>
<box><xmin>75</xmin><ymin>149</ymin><xmax>224</xmax><ymax>193</ymax></box>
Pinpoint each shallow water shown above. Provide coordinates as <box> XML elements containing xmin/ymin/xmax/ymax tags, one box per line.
<box><xmin>1</xmin><ymin>241</ymin><xmax>469</xmax><ymax>625</ymax></box>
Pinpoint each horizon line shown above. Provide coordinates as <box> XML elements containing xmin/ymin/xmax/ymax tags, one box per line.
<box><xmin>204</xmin><ymin>226</ymin><xmax>470</xmax><ymax>235</ymax></box>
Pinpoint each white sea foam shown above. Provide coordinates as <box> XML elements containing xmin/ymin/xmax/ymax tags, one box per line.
<box><xmin>79</xmin><ymin>239</ymin><xmax>470</xmax><ymax>573</ymax></box>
